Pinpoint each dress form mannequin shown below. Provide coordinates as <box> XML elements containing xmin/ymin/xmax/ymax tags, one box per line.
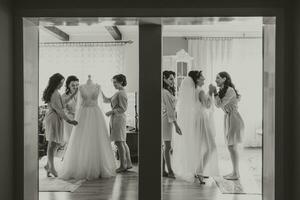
<box><xmin>86</xmin><ymin>75</ymin><xmax>93</xmax><ymax>85</ymax></box>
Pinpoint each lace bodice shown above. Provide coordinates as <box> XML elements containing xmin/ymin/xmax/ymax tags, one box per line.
<box><xmin>79</xmin><ymin>84</ymin><xmax>100</xmax><ymax>107</ymax></box>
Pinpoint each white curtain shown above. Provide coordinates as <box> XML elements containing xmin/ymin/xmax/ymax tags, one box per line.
<box><xmin>39</xmin><ymin>43</ymin><xmax>126</xmax><ymax>127</ymax></box>
<box><xmin>188</xmin><ymin>38</ymin><xmax>263</xmax><ymax>147</ymax></box>
<box><xmin>188</xmin><ymin>37</ymin><xmax>232</xmax><ymax>82</ymax></box>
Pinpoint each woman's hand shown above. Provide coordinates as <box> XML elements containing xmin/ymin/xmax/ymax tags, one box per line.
<box><xmin>68</xmin><ymin>120</ymin><xmax>78</xmax><ymax>126</ymax></box>
<box><xmin>105</xmin><ymin>111</ymin><xmax>114</xmax><ymax>117</ymax></box>
<box><xmin>102</xmin><ymin>91</ymin><xmax>111</xmax><ymax>103</ymax></box>
<box><xmin>175</xmin><ymin>124</ymin><xmax>182</xmax><ymax>135</ymax></box>
<box><xmin>209</xmin><ymin>84</ymin><xmax>217</xmax><ymax>95</ymax></box>
<box><xmin>74</xmin><ymin>87</ymin><xmax>79</xmax><ymax>95</ymax></box>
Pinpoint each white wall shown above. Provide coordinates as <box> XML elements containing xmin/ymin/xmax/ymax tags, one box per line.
<box><xmin>39</xmin><ymin>26</ymin><xmax>139</xmax><ymax>94</ymax></box>
<box><xmin>163</xmin><ymin>37</ymin><xmax>188</xmax><ymax>56</ymax></box>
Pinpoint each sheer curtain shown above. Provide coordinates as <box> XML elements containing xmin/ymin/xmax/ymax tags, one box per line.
<box><xmin>188</xmin><ymin>37</ymin><xmax>263</xmax><ymax>147</ymax></box>
<box><xmin>188</xmin><ymin>37</ymin><xmax>232</xmax><ymax>82</ymax></box>
<box><xmin>39</xmin><ymin>43</ymin><xmax>125</xmax><ymax>126</ymax></box>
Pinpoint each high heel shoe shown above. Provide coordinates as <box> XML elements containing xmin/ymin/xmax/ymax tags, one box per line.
<box><xmin>44</xmin><ymin>165</ymin><xmax>51</xmax><ymax>177</ymax></box>
<box><xmin>167</xmin><ymin>172</ymin><xmax>176</xmax><ymax>179</ymax></box>
<box><xmin>195</xmin><ymin>175</ymin><xmax>205</xmax><ymax>184</ymax></box>
<box><xmin>116</xmin><ymin>167</ymin><xmax>127</xmax><ymax>173</ymax></box>
<box><xmin>48</xmin><ymin>168</ymin><xmax>58</xmax><ymax>177</ymax></box>
<box><xmin>162</xmin><ymin>171</ymin><xmax>169</xmax><ymax>177</ymax></box>
<box><xmin>224</xmin><ymin>175</ymin><xmax>240</xmax><ymax>180</ymax></box>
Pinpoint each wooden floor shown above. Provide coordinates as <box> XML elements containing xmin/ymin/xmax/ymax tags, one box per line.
<box><xmin>40</xmin><ymin>172</ymin><xmax>261</xmax><ymax>200</ymax></box>
<box><xmin>39</xmin><ymin>167</ymin><xmax>138</xmax><ymax>200</ymax></box>
<box><xmin>163</xmin><ymin>177</ymin><xmax>261</xmax><ymax>200</ymax></box>
<box><xmin>40</xmin><ymin>150</ymin><xmax>262</xmax><ymax>200</ymax></box>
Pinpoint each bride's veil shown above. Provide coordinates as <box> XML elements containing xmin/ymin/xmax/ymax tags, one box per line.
<box><xmin>172</xmin><ymin>76</ymin><xmax>198</xmax><ymax>181</ymax></box>
<box><xmin>74</xmin><ymin>85</ymin><xmax>83</xmax><ymax>121</ymax></box>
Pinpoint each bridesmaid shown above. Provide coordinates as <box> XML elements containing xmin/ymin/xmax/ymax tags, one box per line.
<box><xmin>61</xmin><ymin>75</ymin><xmax>79</xmax><ymax>144</ymax></box>
<box><xmin>102</xmin><ymin>74</ymin><xmax>133</xmax><ymax>173</ymax></box>
<box><xmin>42</xmin><ymin>73</ymin><xmax>78</xmax><ymax>177</ymax></box>
<box><xmin>162</xmin><ymin>71</ymin><xmax>182</xmax><ymax>178</ymax></box>
<box><xmin>210</xmin><ymin>71</ymin><xmax>245</xmax><ymax>180</ymax></box>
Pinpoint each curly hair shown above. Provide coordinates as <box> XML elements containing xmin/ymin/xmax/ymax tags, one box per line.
<box><xmin>217</xmin><ymin>71</ymin><xmax>240</xmax><ymax>99</ymax></box>
<box><xmin>113</xmin><ymin>74</ymin><xmax>127</xmax><ymax>87</ymax></box>
<box><xmin>65</xmin><ymin>75</ymin><xmax>79</xmax><ymax>95</ymax></box>
<box><xmin>42</xmin><ymin>73</ymin><xmax>64</xmax><ymax>103</ymax></box>
<box><xmin>162</xmin><ymin>70</ymin><xmax>176</xmax><ymax>96</ymax></box>
<box><xmin>188</xmin><ymin>70</ymin><xmax>202</xmax><ymax>87</ymax></box>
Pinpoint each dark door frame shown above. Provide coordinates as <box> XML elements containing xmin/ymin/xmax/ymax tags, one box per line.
<box><xmin>14</xmin><ymin>8</ymin><xmax>289</xmax><ymax>200</ymax></box>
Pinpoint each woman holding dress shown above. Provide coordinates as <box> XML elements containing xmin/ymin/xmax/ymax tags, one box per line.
<box><xmin>102</xmin><ymin>74</ymin><xmax>133</xmax><ymax>173</ymax></box>
<box><xmin>42</xmin><ymin>73</ymin><xmax>78</xmax><ymax>177</ymax></box>
<box><xmin>162</xmin><ymin>71</ymin><xmax>182</xmax><ymax>179</ymax></box>
<box><xmin>210</xmin><ymin>71</ymin><xmax>245</xmax><ymax>180</ymax></box>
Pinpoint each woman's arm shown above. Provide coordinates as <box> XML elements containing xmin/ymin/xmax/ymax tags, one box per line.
<box><xmin>106</xmin><ymin>92</ymin><xmax>127</xmax><ymax>116</ymax></box>
<box><xmin>162</xmin><ymin>91</ymin><xmax>182</xmax><ymax>135</ymax></box>
<box><xmin>61</xmin><ymin>89</ymin><xmax>78</xmax><ymax>105</ymax></box>
<box><xmin>214</xmin><ymin>87</ymin><xmax>235</xmax><ymax>108</ymax></box>
<box><xmin>102</xmin><ymin>91</ymin><xmax>111</xmax><ymax>103</ymax></box>
<box><xmin>163</xmin><ymin>90</ymin><xmax>176</xmax><ymax>123</ymax></box>
<box><xmin>112</xmin><ymin>92</ymin><xmax>128</xmax><ymax>114</ymax></box>
<box><xmin>51</xmin><ymin>92</ymin><xmax>77</xmax><ymax>125</ymax></box>
<box><xmin>173</xmin><ymin>120</ymin><xmax>182</xmax><ymax>135</ymax></box>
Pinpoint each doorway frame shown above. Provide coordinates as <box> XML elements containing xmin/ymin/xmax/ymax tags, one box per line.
<box><xmin>14</xmin><ymin>8</ymin><xmax>287</xmax><ymax>200</ymax></box>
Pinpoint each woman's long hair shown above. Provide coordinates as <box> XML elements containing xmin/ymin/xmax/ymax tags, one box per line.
<box><xmin>188</xmin><ymin>70</ymin><xmax>202</xmax><ymax>87</ymax></box>
<box><xmin>162</xmin><ymin>70</ymin><xmax>176</xmax><ymax>96</ymax></box>
<box><xmin>218</xmin><ymin>71</ymin><xmax>240</xmax><ymax>99</ymax></box>
<box><xmin>65</xmin><ymin>75</ymin><xmax>79</xmax><ymax>95</ymax></box>
<box><xmin>42</xmin><ymin>73</ymin><xmax>64</xmax><ymax>103</ymax></box>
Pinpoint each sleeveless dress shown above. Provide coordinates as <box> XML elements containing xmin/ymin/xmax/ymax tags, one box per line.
<box><xmin>60</xmin><ymin>83</ymin><xmax>116</xmax><ymax>180</ymax></box>
<box><xmin>193</xmin><ymin>89</ymin><xmax>219</xmax><ymax>177</ymax></box>
<box><xmin>172</xmin><ymin>78</ymin><xmax>219</xmax><ymax>182</ymax></box>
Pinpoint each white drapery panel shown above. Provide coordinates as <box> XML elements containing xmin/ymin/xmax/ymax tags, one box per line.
<box><xmin>188</xmin><ymin>37</ymin><xmax>232</xmax><ymax>82</ymax></box>
<box><xmin>39</xmin><ymin>43</ymin><xmax>125</xmax><ymax>99</ymax></box>
<box><xmin>39</xmin><ymin>43</ymin><xmax>127</xmax><ymax>126</ymax></box>
<box><xmin>188</xmin><ymin>38</ymin><xmax>263</xmax><ymax>147</ymax></box>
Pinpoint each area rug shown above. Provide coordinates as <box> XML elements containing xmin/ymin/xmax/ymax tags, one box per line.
<box><xmin>39</xmin><ymin>177</ymin><xmax>84</xmax><ymax>192</ymax></box>
<box><xmin>39</xmin><ymin>156</ymin><xmax>84</xmax><ymax>192</ymax></box>
<box><xmin>213</xmin><ymin>176</ymin><xmax>261</xmax><ymax>195</ymax></box>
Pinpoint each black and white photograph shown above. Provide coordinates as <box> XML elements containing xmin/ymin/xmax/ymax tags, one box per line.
<box><xmin>29</xmin><ymin>18</ymin><xmax>139</xmax><ymax>200</ymax></box>
<box><xmin>161</xmin><ymin>17</ymin><xmax>268</xmax><ymax>200</ymax></box>
<box><xmin>1</xmin><ymin>1</ymin><xmax>299</xmax><ymax>200</ymax></box>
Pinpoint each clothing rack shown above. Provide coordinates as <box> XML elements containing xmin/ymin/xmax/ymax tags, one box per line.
<box><xmin>39</xmin><ymin>40</ymin><xmax>133</xmax><ymax>47</ymax></box>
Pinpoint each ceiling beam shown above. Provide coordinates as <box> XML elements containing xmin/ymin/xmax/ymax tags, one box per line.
<box><xmin>105</xmin><ymin>26</ymin><xmax>122</xmax><ymax>40</ymax></box>
<box><xmin>43</xmin><ymin>26</ymin><xmax>70</xmax><ymax>41</ymax></box>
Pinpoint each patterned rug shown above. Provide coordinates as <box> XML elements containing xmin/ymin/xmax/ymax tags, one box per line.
<box><xmin>213</xmin><ymin>176</ymin><xmax>261</xmax><ymax>195</ymax></box>
<box><xmin>39</xmin><ymin>156</ymin><xmax>84</xmax><ymax>192</ymax></box>
<box><xmin>39</xmin><ymin>177</ymin><xmax>84</xmax><ymax>192</ymax></box>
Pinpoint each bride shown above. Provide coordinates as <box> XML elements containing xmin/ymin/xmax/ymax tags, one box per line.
<box><xmin>172</xmin><ymin>70</ymin><xmax>219</xmax><ymax>184</ymax></box>
<box><xmin>59</xmin><ymin>75</ymin><xmax>117</xmax><ymax>180</ymax></box>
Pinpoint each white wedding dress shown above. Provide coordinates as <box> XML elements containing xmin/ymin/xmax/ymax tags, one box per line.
<box><xmin>172</xmin><ymin>77</ymin><xmax>219</xmax><ymax>182</ymax></box>
<box><xmin>60</xmin><ymin>83</ymin><xmax>116</xmax><ymax>180</ymax></box>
